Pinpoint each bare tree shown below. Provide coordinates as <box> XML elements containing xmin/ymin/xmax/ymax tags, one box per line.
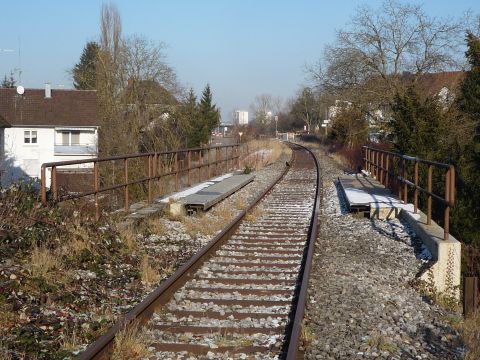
<box><xmin>289</xmin><ymin>87</ymin><xmax>320</xmax><ymax>133</ymax></box>
<box><xmin>95</xmin><ymin>4</ymin><xmax>184</xmax><ymax>156</ymax></box>
<box><xmin>249</xmin><ymin>94</ymin><xmax>282</xmax><ymax>134</ymax></box>
<box><xmin>96</xmin><ymin>3</ymin><xmax>124</xmax><ymax>155</ymax></box>
<box><xmin>310</xmin><ymin>0</ymin><xmax>465</xmax><ymax>102</ymax></box>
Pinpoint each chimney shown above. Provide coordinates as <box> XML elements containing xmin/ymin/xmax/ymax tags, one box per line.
<box><xmin>45</xmin><ymin>83</ymin><xmax>51</xmax><ymax>98</ymax></box>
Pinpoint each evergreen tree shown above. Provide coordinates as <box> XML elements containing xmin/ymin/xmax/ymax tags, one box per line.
<box><xmin>1</xmin><ymin>71</ymin><xmax>15</xmax><ymax>88</ymax></box>
<box><xmin>195</xmin><ymin>84</ymin><xmax>220</xmax><ymax>145</ymax></box>
<box><xmin>452</xmin><ymin>32</ymin><xmax>480</xmax><ymax>245</ymax></box>
<box><xmin>184</xmin><ymin>88</ymin><xmax>201</xmax><ymax>147</ymax></box>
<box><xmin>72</xmin><ymin>41</ymin><xmax>100</xmax><ymax>90</ymax></box>
<box><xmin>390</xmin><ymin>86</ymin><xmax>447</xmax><ymax>159</ymax></box>
<box><xmin>459</xmin><ymin>32</ymin><xmax>480</xmax><ymax>122</ymax></box>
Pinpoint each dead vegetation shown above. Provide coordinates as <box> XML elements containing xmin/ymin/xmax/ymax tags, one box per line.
<box><xmin>140</xmin><ymin>254</ymin><xmax>160</xmax><ymax>287</ymax></box>
<box><xmin>245</xmin><ymin>204</ymin><xmax>264</xmax><ymax>223</ymax></box>
<box><xmin>181</xmin><ymin>202</ymin><xmax>236</xmax><ymax>237</ymax></box>
<box><xmin>241</xmin><ymin>139</ymin><xmax>292</xmax><ymax>171</ymax></box>
<box><xmin>111</xmin><ymin>321</ymin><xmax>153</xmax><ymax>360</ymax></box>
<box><xmin>462</xmin><ymin>310</ymin><xmax>480</xmax><ymax>360</ymax></box>
<box><xmin>0</xmin><ymin>185</ymin><xmax>189</xmax><ymax>358</ymax></box>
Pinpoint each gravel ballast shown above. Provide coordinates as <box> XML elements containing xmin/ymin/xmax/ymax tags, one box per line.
<box><xmin>303</xmin><ymin>148</ymin><xmax>463</xmax><ymax>360</ymax></box>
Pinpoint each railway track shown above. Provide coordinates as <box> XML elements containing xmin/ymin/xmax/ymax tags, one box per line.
<box><xmin>79</xmin><ymin>143</ymin><xmax>320</xmax><ymax>360</ymax></box>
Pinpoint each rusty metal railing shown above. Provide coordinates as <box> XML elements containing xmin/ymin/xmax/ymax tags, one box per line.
<box><xmin>363</xmin><ymin>146</ymin><xmax>455</xmax><ymax>240</ymax></box>
<box><xmin>41</xmin><ymin>144</ymin><xmax>241</xmax><ymax>220</ymax></box>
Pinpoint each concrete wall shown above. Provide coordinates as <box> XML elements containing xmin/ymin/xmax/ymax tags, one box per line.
<box><xmin>399</xmin><ymin>208</ymin><xmax>461</xmax><ymax>299</ymax></box>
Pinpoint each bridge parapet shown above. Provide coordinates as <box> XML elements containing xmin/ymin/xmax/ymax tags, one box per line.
<box><xmin>362</xmin><ymin>146</ymin><xmax>460</xmax><ymax>299</ymax></box>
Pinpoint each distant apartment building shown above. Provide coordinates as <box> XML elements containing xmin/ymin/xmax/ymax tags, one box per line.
<box><xmin>233</xmin><ymin>110</ymin><xmax>248</xmax><ymax>125</ymax></box>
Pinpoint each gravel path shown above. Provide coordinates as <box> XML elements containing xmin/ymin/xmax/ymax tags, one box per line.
<box><xmin>303</xmin><ymin>148</ymin><xmax>463</xmax><ymax>360</ymax></box>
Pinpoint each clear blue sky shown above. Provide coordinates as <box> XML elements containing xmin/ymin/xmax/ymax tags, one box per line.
<box><xmin>0</xmin><ymin>0</ymin><xmax>478</xmax><ymax>122</ymax></box>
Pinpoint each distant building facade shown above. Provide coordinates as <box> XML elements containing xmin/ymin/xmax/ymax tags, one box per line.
<box><xmin>234</xmin><ymin>110</ymin><xmax>249</xmax><ymax>125</ymax></box>
<box><xmin>0</xmin><ymin>85</ymin><xmax>100</xmax><ymax>187</ymax></box>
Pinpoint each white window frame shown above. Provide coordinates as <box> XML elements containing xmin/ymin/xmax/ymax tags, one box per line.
<box><xmin>59</xmin><ymin>130</ymin><xmax>81</xmax><ymax>146</ymax></box>
<box><xmin>24</xmin><ymin>130</ymin><xmax>38</xmax><ymax>145</ymax></box>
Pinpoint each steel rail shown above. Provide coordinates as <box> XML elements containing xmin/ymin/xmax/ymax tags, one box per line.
<box><xmin>77</xmin><ymin>143</ymin><xmax>303</xmax><ymax>360</ymax></box>
<box><xmin>284</xmin><ymin>142</ymin><xmax>321</xmax><ymax>359</ymax></box>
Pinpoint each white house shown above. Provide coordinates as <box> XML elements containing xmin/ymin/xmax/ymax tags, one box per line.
<box><xmin>0</xmin><ymin>85</ymin><xmax>100</xmax><ymax>188</ymax></box>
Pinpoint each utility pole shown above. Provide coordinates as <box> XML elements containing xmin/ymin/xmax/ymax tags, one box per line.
<box><xmin>275</xmin><ymin>115</ymin><xmax>278</xmax><ymax>139</ymax></box>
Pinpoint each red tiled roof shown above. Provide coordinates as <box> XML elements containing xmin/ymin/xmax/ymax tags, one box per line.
<box><xmin>0</xmin><ymin>88</ymin><xmax>101</xmax><ymax>127</ymax></box>
<box><xmin>405</xmin><ymin>71</ymin><xmax>465</xmax><ymax>96</ymax></box>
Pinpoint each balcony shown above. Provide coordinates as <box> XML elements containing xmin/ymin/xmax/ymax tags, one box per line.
<box><xmin>54</xmin><ymin>144</ymin><xmax>97</xmax><ymax>155</ymax></box>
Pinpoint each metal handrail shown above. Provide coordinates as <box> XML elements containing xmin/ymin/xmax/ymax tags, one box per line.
<box><xmin>362</xmin><ymin>146</ymin><xmax>455</xmax><ymax>240</ymax></box>
<box><xmin>41</xmin><ymin>144</ymin><xmax>242</xmax><ymax>220</ymax></box>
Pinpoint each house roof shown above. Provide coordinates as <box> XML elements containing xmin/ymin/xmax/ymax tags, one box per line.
<box><xmin>122</xmin><ymin>79</ymin><xmax>178</xmax><ymax>106</ymax></box>
<box><xmin>0</xmin><ymin>88</ymin><xmax>101</xmax><ymax>127</ymax></box>
<box><xmin>405</xmin><ymin>71</ymin><xmax>465</xmax><ymax>96</ymax></box>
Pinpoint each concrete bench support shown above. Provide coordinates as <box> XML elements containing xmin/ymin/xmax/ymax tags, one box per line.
<box><xmin>399</xmin><ymin>208</ymin><xmax>461</xmax><ymax>299</ymax></box>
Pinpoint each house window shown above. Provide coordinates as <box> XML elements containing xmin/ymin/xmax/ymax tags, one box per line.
<box><xmin>60</xmin><ymin>131</ymin><xmax>80</xmax><ymax>145</ymax></box>
<box><xmin>24</xmin><ymin>130</ymin><xmax>37</xmax><ymax>144</ymax></box>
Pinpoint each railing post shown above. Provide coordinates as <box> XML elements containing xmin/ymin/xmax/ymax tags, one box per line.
<box><xmin>397</xmin><ymin>157</ymin><xmax>402</xmax><ymax>200</ymax></box>
<box><xmin>41</xmin><ymin>166</ymin><xmax>47</xmax><ymax>204</ymax></box>
<box><xmin>187</xmin><ymin>150</ymin><xmax>192</xmax><ymax>187</ymax></box>
<box><xmin>236</xmin><ymin>145</ymin><xmax>240</xmax><ymax>169</ymax></box>
<box><xmin>199</xmin><ymin>150</ymin><xmax>203</xmax><ymax>183</ymax></box>
<box><xmin>380</xmin><ymin>152</ymin><xmax>384</xmax><ymax>185</ymax></box>
<box><xmin>366</xmin><ymin>148</ymin><xmax>370</xmax><ymax>174</ymax></box>
<box><xmin>207</xmin><ymin>148</ymin><xmax>211</xmax><ymax>179</ymax></box>
<box><xmin>427</xmin><ymin>165</ymin><xmax>433</xmax><ymax>225</ymax></box>
<box><xmin>464</xmin><ymin>276</ymin><xmax>478</xmax><ymax>317</ymax></box>
<box><xmin>403</xmin><ymin>158</ymin><xmax>408</xmax><ymax>203</ymax></box>
<box><xmin>52</xmin><ymin>166</ymin><xmax>58</xmax><ymax>201</ymax></box>
<box><xmin>385</xmin><ymin>154</ymin><xmax>390</xmax><ymax>189</ymax></box>
<box><xmin>226</xmin><ymin>146</ymin><xmax>229</xmax><ymax>172</ymax></box>
<box><xmin>124</xmin><ymin>158</ymin><xmax>129</xmax><ymax>211</ymax></box>
<box><xmin>175</xmin><ymin>152</ymin><xmax>179</xmax><ymax>191</ymax></box>
<box><xmin>414</xmin><ymin>160</ymin><xmax>419</xmax><ymax>213</ymax></box>
<box><xmin>362</xmin><ymin>146</ymin><xmax>368</xmax><ymax>171</ymax></box>
<box><xmin>153</xmin><ymin>153</ymin><xmax>158</xmax><ymax>195</ymax></box>
<box><xmin>148</xmin><ymin>154</ymin><xmax>152</xmax><ymax>204</ymax></box>
<box><xmin>216</xmin><ymin>148</ymin><xmax>219</xmax><ymax>176</ymax></box>
<box><xmin>444</xmin><ymin>167</ymin><xmax>451</xmax><ymax>240</ymax></box>
<box><xmin>450</xmin><ymin>164</ymin><xmax>455</xmax><ymax>206</ymax></box>
<box><xmin>94</xmin><ymin>162</ymin><xmax>100</xmax><ymax>221</ymax></box>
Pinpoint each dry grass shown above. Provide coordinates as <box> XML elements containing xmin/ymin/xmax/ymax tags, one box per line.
<box><xmin>0</xmin><ymin>343</ymin><xmax>13</xmax><ymax>360</ymax></box>
<box><xmin>111</xmin><ymin>321</ymin><xmax>152</xmax><ymax>360</ymax></box>
<box><xmin>140</xmin><ymin>255</ymin><xmax>160</xmax><ymax>287</ymax></box>
<box><xmin>182</xmin><ymin>203</ymin><xmax>235</xmax><ymax>237</ymax></box>
<box><xmin>59</xmin><ymin>237</ymin><xmax>92</xmax><ymax>260</ymax></box>
<box><xmin>242</xmin><ymin>139</ymin><xmax>291</xmax><ymax>170</ymax></box>
<box><xmin>143</xmin><ymin>217</ymin><xmax>166</xmax><ymax>236</ymax></box>
<box><xmin>235</xmin><ymin>195</ymin><xmax>248</xmax><ymax>210</ymax></box>
<box><xmin>28</xmin><ymin>246</ymin><xmax>61</xmax><ymax>281</ymax></box>
<box><xmin>119</xmin><ymin>226</ymin><xmax>137</xmax><ymax>252</ymax></box>
<box><xmin>245</xmin><ymin>205</ymin><xmax>264</xmax><ymax>223</ymax></box>
<box><xmin>0</xmin><ymin>304</ymin><xmax>17</xmax><ymax>330</ymax></box>
<box><xmin>300</xmin><ymin>322</ymin><xmax>315</xmax><ymax>345</ymax></box>
<box><xmin>367</xmin><ymin>333</ymin><xmax>399</xmax><ymax>353</ymax></box>
<box><xmin>462</xmin><ymin>310</ymin><xmax>480</xmax><ymax>360</ymax></box>
<box><xmin>59</xmin><ymin>329</ymin><xmax>81</xmax><ymax>353</ymax></box>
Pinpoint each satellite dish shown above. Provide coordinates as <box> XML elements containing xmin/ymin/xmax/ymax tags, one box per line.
<box><xmin>16</xmin><ymin>86</ymin><xmax>24</xmax><ymax>95</ymax></box>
